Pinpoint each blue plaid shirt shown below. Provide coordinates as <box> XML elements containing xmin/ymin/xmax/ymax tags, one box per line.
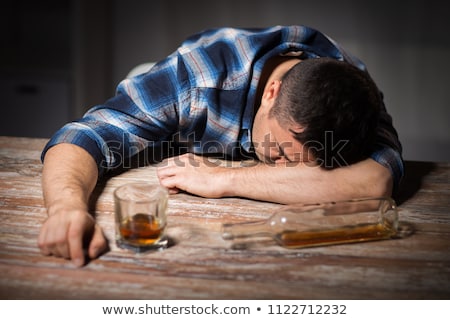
<box><xmin>42</xmin><ymin>25</ymin><xmax>404</xmax><ymax>187</ymax></box>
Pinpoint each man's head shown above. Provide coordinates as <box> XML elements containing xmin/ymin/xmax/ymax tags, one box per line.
<box><xmin>264</xmin><ymin>57</ymin><xmax>382</xmax><ymax>168</ymax></box>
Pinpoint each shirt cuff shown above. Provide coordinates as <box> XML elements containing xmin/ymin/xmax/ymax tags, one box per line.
<box><xmin>370</xmin><ymin>146</ymin><xmax>404</xmax><ymax>194</ymax></box>
<box><xmin>41</xmin><ymin>124</ymin><xmax>108</xmax><ymax>177</ymax></box>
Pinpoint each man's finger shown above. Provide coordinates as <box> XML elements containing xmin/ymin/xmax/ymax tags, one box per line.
<box><xmin>88</xmin><ymin>225</ymin><xmax>109</xmax><ymax>259</ymax></box>
<box><xmin>67</xmin><ymin>222</ymin><xmax>86</xmax><ymax>267</ymax></box>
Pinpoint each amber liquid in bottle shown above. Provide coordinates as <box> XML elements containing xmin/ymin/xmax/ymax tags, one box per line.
<box><xmin>119</xmin><ymin>213</ymin><xmax>164</xmax><ymax>246</ymax></box>
<box><xmin>275</xmin><ymin>222</ymin><xmax>396</xmax><ymax>249</ymax></box>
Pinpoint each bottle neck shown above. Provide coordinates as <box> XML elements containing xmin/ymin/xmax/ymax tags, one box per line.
<box><xmin>222</xmin><ymin>220</ymin><xmax>270</xmax><ymax>240</ymax></box>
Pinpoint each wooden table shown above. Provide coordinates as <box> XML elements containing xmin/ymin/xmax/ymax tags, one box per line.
<box><xmin>1</xmin><ymin>136</ymin><xmax>449</xmax><ymax>299</ymax></box>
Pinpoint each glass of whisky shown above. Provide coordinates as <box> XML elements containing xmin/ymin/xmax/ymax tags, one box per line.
<box><xmin>114</xmin><ymin>183</ymin><xmax>169</xmax><ymax>253</ymax></box>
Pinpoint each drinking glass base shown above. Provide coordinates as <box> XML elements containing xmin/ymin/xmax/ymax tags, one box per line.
<box><xmin>116</xmin><ymin>236</ymin><xmax>169</xmax><ymax>253</ymax></box>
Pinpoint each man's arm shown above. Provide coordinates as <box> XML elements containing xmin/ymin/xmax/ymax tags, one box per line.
<box><xmin>157</xmin><ymin>153</ymin><xmax>393</xmax><ymax>204</ymax></box>
<box><xmin>38</xmin><ymin>143</ymin><xmax>108</xmax><ymax>267</ymax></box>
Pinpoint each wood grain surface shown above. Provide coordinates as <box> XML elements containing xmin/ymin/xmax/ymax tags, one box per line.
<box><xmin>1</xmin><ymin>136</ymin><xmax>449</xmax><ymax>299</ymax></box>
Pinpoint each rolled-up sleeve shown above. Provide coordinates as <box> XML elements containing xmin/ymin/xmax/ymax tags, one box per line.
<box><xmin>370</xmin><ymin>97</ymin><xmax>404</xmax><ymax>192</ymax></box>
<box><xmin>370</xmin><ymin>145</ymin><xmax>404</xmax><ymax>192</ymax></box>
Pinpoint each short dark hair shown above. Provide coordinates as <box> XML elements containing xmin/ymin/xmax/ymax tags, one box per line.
<box><xmin>269</xmin><ymin>57</ymin><xmax>381</xmax><ymax>168</ymax></box>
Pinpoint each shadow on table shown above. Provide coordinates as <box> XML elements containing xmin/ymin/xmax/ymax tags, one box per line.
<box><xmin>88</xmin><ymin>145</ymin><xmax>173</xmax><ymax>208</ymax></box>
<box><xmin>392</xmin><ymin>160</ymin><xmax>438</xmax><ymax>241</ymax></box>
<box><xmin>394</xmin><ymin>160</ymin><xmax>437</xmax><ymax>206</ymax></box>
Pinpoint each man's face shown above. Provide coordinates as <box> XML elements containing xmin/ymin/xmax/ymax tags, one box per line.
<box><xmin>251</xmin><ymin>108</ymin><xmax>312</xmax><ymax>164</ymax></box>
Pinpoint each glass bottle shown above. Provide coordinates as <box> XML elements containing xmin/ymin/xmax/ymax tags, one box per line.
<box><xmin>222</xmin><ymin>197</ymin><xmax>398</xmax><ymax>249</ymax></box>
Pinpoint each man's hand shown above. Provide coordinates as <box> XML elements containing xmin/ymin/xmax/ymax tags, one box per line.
<box><xmin>157</xmin><ymin>153</ymin><xmax>231</xmax><ymax>198</ymax></box>
<box><xmin>38</xmin><ymin>201</ymin><xmax>108</xmax><ymax>267</ymax></box>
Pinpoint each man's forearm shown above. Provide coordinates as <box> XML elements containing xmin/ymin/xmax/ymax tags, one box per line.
<box><xmin>39</xmin><ymin>143</ymin><xmax>108</xmax><ymax>266</ymax></box>
<box><xmin>157</xmin><ymin>154</ymin><xmax>393</xmax><ymax>205</ymax></box>
<box><xmin>42</xmin><ymin>143</ymin><xmax>99</xmax><ymax>213</ymax></box>
<box><xmin>224</xmin><ymin>158</ymin><xmax>393</xmax><ymax>204</ymax></box>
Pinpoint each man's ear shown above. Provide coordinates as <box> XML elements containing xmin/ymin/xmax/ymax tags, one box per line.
<box><xmin>261</xmin><ymin>80</ymin><xmax>282</xmax><ymax>107</ymax></box>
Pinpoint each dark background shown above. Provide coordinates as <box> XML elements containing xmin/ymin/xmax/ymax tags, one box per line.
<box><xmin>1</xmin><ymin>0</ymin><xmax>449</xmax><ymax>162</ymax></box>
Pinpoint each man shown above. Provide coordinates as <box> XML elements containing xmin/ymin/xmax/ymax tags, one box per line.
<box><xmin>38</xmin><ymin>25</ymin><xmax>403</xmax><ymax>267</ymax></box>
